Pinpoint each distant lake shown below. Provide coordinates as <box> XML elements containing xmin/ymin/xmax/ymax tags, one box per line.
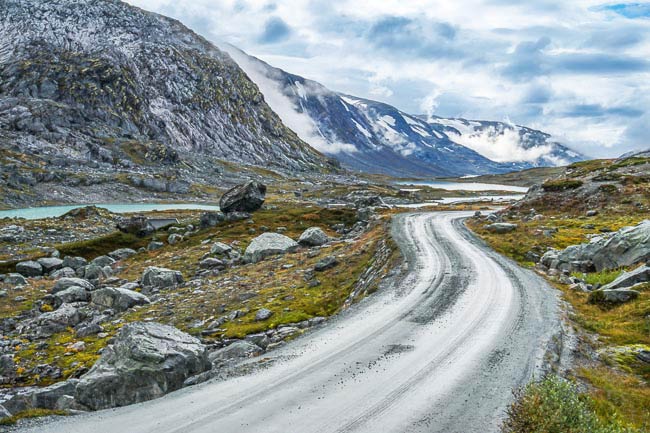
<box><xmin>395</xmin><ymin>194</ymin><xmax>525</xmax><ymax>208</ymax></box>
<box><xmin>0</xmin><ymin>203</ymin><xmax>221</xmax><ymax>220</ymax></box>
<box><xmin>397</xmin><ymin>180</ymin><xmax>529</xmax><ymax>193</ymax></box>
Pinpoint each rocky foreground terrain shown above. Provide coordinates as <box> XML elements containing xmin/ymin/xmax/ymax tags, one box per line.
<box><xmin>0</xmin><ymin>180</ymin><xmax>409</xmax><ymax>424</ymax></box>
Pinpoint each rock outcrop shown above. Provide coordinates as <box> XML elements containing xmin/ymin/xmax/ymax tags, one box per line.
<box><xmin>298</xmin><ymin>227</ymin><xmax>329</xmax><ymax>246</ymax></box>
<box><xmin>75</xmin><ymin>322</ymin><xmax>210</xmax><ymax>410</ymax></box>
<box><xmin>540</xmin><ymin>220</ymin><xmax>650</xmax><ymax>272</ymax></box>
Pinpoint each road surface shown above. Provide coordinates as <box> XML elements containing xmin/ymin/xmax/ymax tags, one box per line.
<box><xmin>23</xmin><ymin>212</ymin><xmax>561</xmax><ymax>433</ymax></box>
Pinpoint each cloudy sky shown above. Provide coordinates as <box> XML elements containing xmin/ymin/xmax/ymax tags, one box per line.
<box><xmin>127</xmin><ymin>0</ymin><xmax>650</xmax><ymax>158</ymax></box>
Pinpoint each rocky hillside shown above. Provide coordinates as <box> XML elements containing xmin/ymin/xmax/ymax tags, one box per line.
<box><xmin>225</xmin><ymin>46</ymin><xmax>584</xmax><ymax>178</ymax></box>
<box><xmin>510</xmin><ymin>156</ymin><xmax>650</xmax><ymax>215</ymax></box>
<box><xmin>0</xmin><ymin>0</ymin><xmax>335</xmax><ymax>207</ymax></box>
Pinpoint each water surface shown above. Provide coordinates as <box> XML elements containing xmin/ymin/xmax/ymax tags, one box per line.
<box><xmin>0</xmin><ymin>203</ymin><xmax>220</xmax><ymax>220</ymax></box>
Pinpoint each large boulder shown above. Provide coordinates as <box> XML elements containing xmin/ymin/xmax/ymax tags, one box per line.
<box><xmin>589</xmin><ymin>288</ymin><xmax>640</xmax><ymax>305</ymax></box>
<box><xmin>219</xmin><ymin>181</ymin><xmax>266</xmax><ymax>213</ymax></box>
<box><xmin>601</xmin><ymin>266</ymin><xmax>650</xmax><ymax>290</ymax></box>
<box><xmin>75</xmin><ymin>322</ymin><xmax>210</xmax><ymax>410</ymax></box>
<box><xmin>16</xmin><ymin>260</ymin><xmax>42</xmax><ymax>277</ymax></box>
<box><xmin>208</xmin><ymin>341</ymin><xmax>262</xmax><ymax>363</ymax></box>
<box><xmin>52</xmin><ymin>277</ymin><xmax>94</xmax><ymax>294</ymax></box>
<box><xmin>298</xmin><ymin>227</ymin><xmax>329</xmax><ymax>246</ymax></box>
<box><xmin>141</xmin><ymin>267</ymin><xmax>184</xmax><ymax>291</ymax></box>
<box><xmin>243</xmin><ymin>233</ymin><xmax>299</xmax><ymax>263</ymax></box>
<box><xmin>62</xmin><ymin>256</ymin><xmax>88</xmax><ymax>270</ymax></box>
<box><xmin>116</xmin><ymin>216</ymin><xmax>155</xmax><ymax>237</ymax></box>
<box><xmin>541</xmin><ymin>220</ymin><xmax>650</xmax><ymax>272</ymax></box>
<box><xmin>91</xmin><ymin>287</ymin><xmax>150</xmax><ymax>312</ymax></box>
<box><xmin>3</xmin><ymin>273</ymin><xmax>27</xmax><ymax>286</ymax></box>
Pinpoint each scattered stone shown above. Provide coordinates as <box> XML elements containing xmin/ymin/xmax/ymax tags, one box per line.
<box><xmin>50</xmin><ymin>267</ymin><xmax>77</xmax><ymax>279</ymax></box>
<box><xmin>199</xmin><ymin>258</ymin><xmax>225</xmax><ymax>269</ymax></box>
<box><xmin>484</xmin><ymin>223</ymin><xmax>518</xmax><ymax>234</ymax></box>
<box><xmin>16</xmin><ymin>260</ymin><xmax>43</xmax><ymax>277</ymax></box>
<box><xmin>52</xmin><ymin>277</ymin><xmax>94</xmax><ymax>294</ymax></box>
<box><xmin>244</xmin><ymin>233</ymin><xmax>299</xmax><ymax>263</ymax></box>
<box><xmin>37</xmin><ymin>304</ymin><xmax>82</xmax><ymax>337</ymax></box>
<box><xmin>586</xmin><ymin>210</ymin><xmax>599</xmax><ymax>217</ymax></box>
<box><xmin>589</xmin><ymin>288</ymin><xmax>640</xmax><ymax>305</ymax></box>
<box><xmin>637</xmin><ymin>350</ymin><xmax>650</xmax><ymax>364</ymax></box>
<box><xmin>210</xmin><ymin>242</ymin><xmax>232</xmax><ymax>255</ymax></box>
<box><xmin>199</xmin><ymin>211</ymin><xmax>226</xmax><ymax>228</ymax></box>
<box><xmin>314</xmin><ymin>255</ymin><xmax>338</xmax><ymax>272</ymax></box>
<box><xmin>37</xmin><ymin>257</ymin><xmax>63</xmax><ymax>273</ymax></box>
<box><xmin>75</xmin><ymin>322</ymin><xmax>210</xmax><ymax>410</ymax></box>
<box><xmin>298</xmin><ymin>227</ymin><xmax>329</xmax><ymax>246</ymax></box>
<box><xmin>91</xmin><ymin>287</ymin><xmax>150</xmax><ymax>312</ymax></box>
<box><xmin>255</xmin><ymin>308</ymin><xmax>273</xmax><ymax>321</ymax></box>
<box><xmin>3</xmin><ymin>273</ymin><xmax>27</xmax><ymax>286</ymax></box>
<box><xmin>90</xmin><ymin>255</ymin><xmax>115</xmax><ymax>268</ymax></box>
<box><xmin>54</xmin><ymin>286</ymin><xmax>91</xmax><ymax>304</ymax></box>
<box><xmin>167</xmin><ymin>234</ymin><xmax>183</xmax><ymax>245</ymax></box>
<box><xmin>219</xmin><ymin>181</ymin><xmax>267</xmax><ymax>213</ymax></box>
<box><xmin>147</xmin><ymin>241</ymin><xmax>164</xmax><ymax>251</ymax></box>
<box><xmin>141</xmin><ymin>267</ymin><xmax>184</xmax><ymax>291</ymax></box>
<box><xmin>208</xmin><ymin>341</ymin><xmax>262</xmax><ymax>363</ymax></box>
<box><xmin>62</xmin><ymin>256</ymin><xmax>88</xmax><ymax>270</ymax></box>
<box><xmin>116</xmin><ymin>216</ymin><xmax>155</xmax><ymax>237</ymax></box>
<box><xmin>76</xmin><ymin>323</ymin><xmax>104</xmax><ymax>338</ymax></box>
<box><xmin>108</xmin><ymin>248</ymin><xmax>137</xmax><ymax>261</ymax></box>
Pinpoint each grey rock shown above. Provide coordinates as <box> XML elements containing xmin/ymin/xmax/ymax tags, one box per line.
<box><xmin>244</xmin><ymin>233</ymin><xmax>299</xmax><ymax>263</ymax></box>
<box><xmin>141</xmin><ymin>266</ymin><xmax>183</xmax><ymax>291</ymax></box>
<box><xmin>255</xmin><ymin>308</ymin><xmax>273</xmax><ymax>321</ymax></box>
<box><xmin>541</xmin><ymin>220</ymin><xmax>650</xmax><ymax>272</ymax></box>
<box><xmin>167</xmin><ymin>233</ymin><xmax>183</xmax><ymax>245</ymax></box>
<box><xmin>199</xmin><ymin>211</ymin><xmax>226</xmax><ymax>228</ymax></box>
<box><xmin>91</xmin><ymin>255</ymin><xmax>115</xmax><ymax>268</ymax></box>
<box><xmin>108</xmin><ymin>248</ymin><xmax>137</xmax><ymax>261</ymax></box>
<box><xmin>210</xmin><ymin>242</ymin><xmax>232</xmax><ymax>255</ymax></box>
<box><xmin>91</xmin><ymin>287</ymin><xmax>150</xmax><ymax>312</ymax></box>
<box><xmin>637</xmin><ymin>349</ymin><xmax>650</xmax><ymax>364</ymax></box>
<box><xmin>62</xmin><ymin>256</ymin><xmax>88</xmax><ymax>270</ymax></box>
<box><xmin>54</xmin><ymin>286</ymin><xmax>90</xmax><ymax>304</ymax></box>
<box><xmin>16</xmin><ymin>260</ymin><xmax>42</xmax><ymax>277</ymax></box>
<box><xmin>601</xmin><ymin>266</ymin><xmax>650</xmax><ymax>290</ymax></box>
<box><xmin>485</xmin><ymin>223</ymin><xmax>518</xmax><ymax>234</ymax></box>
<box><xmin>37</xmin><ymin>304</ymin><xmax>81</xmax><ymax>337</ymax></box>
<box><xmin>199</xmin><ymin>258</ymin><xmax>225</xmax><ymax>269</ymax></box>
<box><xmin>52</xmin><ymin>277</ymin><xmax>94</xmax><ymax>294</ymax></box>
<box><xmin>0</xmin><ymin>404</ymin><xmax>9</xmax><ymax>420</ymax></box>
<box><xmin>37</xmin><ymin>257</ymin><xmax>63</xmax><ymax>273</ymax></box>
<box><xmin>219</xmin><ymin>181</ymin><xmax>266</xmax><ymax>213</ymax></box>
<box><xmin>82</xmin><ymin>264</ymin><xmax>108</xmax><ymax>282</ymax></box>
<box><xmin>0</xmin><ymin>354</ymin><xmax>16</xmax><ymax>382</ymax></box>
<box><xmin>208</xmin><ymin>340</ymin><xmax>262</xmax><ymax>363</ymax></box>
<box><xmin>314</xmin><ymin>255</ymin><xmax>338</xmax><ymax>272</ymax></box>
<box><xmin>50</xmin><ymin>267</ymin><xmax>77</xmax><ymax>279</ymax></box>
<box><xmin>32</xmin><ymin>380</ymin><xmax>78</xmax><ymax>410</ymax></box>
<box><xmin>298</xmin><ymin>227</ymin><xmax>329</xmax><ymax>246</ymax></box>
<box><xmin>4</xmin><ymin>273</ymin><xmax>27</xmax><ymax>286</ymax></box>
<box><xmin>589</xmin><ymin>288</ymin><xmax>640</xmax><ymax>304</ymax></box>
<box><xmin>147</xmin><ymin>241</ymin><xmax>165</xmax><ymax>251</ymax></box>
<box><xmin>75</xmin><ymin>322</ymin><xmax>209</xmax><ymax>410</ymax></box>
<box><xmin>76</xmin><ymin>323</ymin><xmax>104</xmax><ymax>338</ymax></box>
<box><xmin>116</xmin><ymin>216</ymin><xmax>155</xmax><ymax>237</ymax></box>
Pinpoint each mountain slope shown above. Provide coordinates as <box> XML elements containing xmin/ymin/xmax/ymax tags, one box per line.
<box><xmin>0</xmin><ymin>0</ymin><xmax>330</xmax><ymax>195</ymax></box>
<box><xmin>225</xmin><ymin>46</ymin><xmax>585</xmax><ymax>177</ymax></box>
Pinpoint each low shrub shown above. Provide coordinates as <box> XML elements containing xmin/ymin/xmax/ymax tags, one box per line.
<box><xmin>542</xmin><ymin>179</ymin><xmax>584</xmax><ymax>192</ymax></box>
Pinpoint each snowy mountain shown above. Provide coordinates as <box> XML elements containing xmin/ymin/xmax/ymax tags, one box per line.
<box><xmin>226</xmin><ymin>46</ymin><xmax>585</xmax><ymax>177</ymax></box>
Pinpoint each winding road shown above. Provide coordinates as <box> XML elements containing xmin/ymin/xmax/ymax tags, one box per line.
<box><xmin>23</xmin><ymin>211</ymin><xmax>562</xmax><ymax>433</ymax></box>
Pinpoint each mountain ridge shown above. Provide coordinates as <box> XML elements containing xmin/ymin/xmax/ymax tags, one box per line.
<box><xmin>224</xmin><ymin>45</ymin><xmax>585</xmax><ymax>177</ymax></box>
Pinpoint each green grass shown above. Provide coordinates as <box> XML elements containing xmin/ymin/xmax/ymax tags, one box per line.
<box><xmin>542</xmin><ymin>179</ymin><xmax>584</xmax><ymax>191</ymax></box>
<box><xmin>0</xmin><ymin>408</ymin><xmax>67</xmax><ymax>426</ymax></box>
<box><xmin>502</xmin><ymin>375</ymin><xmax>640</xmax><ymax>433</ymax></box>
<box><xmin>572</xmin><ymin>269</ymin><xmax>623</xmax><ymax>286</ymax></box>
<box><xmin>56</xmin><ymin>231</ymin><xmax>150</xmax><ymax>259</ymax></box>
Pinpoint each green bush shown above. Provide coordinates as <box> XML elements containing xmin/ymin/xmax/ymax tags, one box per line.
<box><xmin>502</xmin><ymin>376</ymin><xmax>638</xmax><ymax>433</ymax></box>
<box><xmin>542</xmin><ymin>179</ymin><xmax>584</xmax><ymax>192</ymax></box>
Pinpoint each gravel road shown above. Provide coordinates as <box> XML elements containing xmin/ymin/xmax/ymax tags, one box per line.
<box><xmin>21</xmin><ymin>211</ymin><xmax>562</xmax><ymax>433</ymax></box>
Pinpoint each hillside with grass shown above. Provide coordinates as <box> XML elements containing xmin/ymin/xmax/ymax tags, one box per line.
<box><xmin>467</xmin><ymin>155</ymin><xmax>650</xmax><ymax>432</ymax></box>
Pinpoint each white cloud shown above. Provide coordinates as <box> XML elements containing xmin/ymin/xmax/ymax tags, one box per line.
<box><xmin>126</xmin><ymin>0</ymin><xmax>650</xmax><ymax>159</ymax></box>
